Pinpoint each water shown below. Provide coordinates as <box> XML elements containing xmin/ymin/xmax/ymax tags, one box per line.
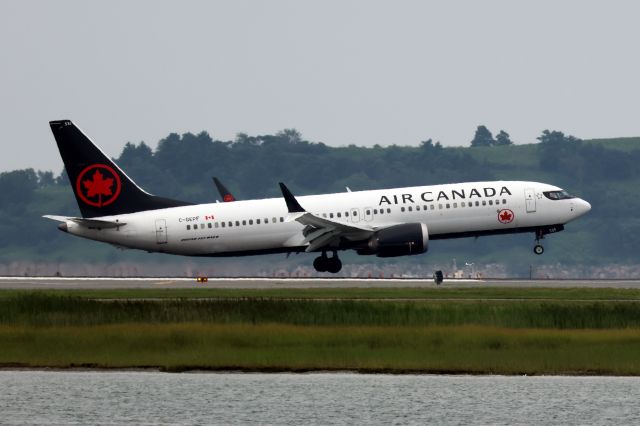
<box><xmin>1</xmin><ymin>372</ymin><xmax>639</xmax><ymax>425</ymax></box>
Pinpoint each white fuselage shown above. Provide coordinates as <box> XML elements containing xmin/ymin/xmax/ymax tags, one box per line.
<box><xmin>63</xmin><ymin>181</ymin><xmax>591</xmax><ymax>257</ymax></box>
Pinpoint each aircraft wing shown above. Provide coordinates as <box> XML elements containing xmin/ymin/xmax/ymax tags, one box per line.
<box><xmin>279</xmin><ymin>183</ymin><xmax>374</xmax><ymax>252</ymax></box>
<box><xmin>212</xmin><ymin>177</ymin><xmax>236</xmax><ymax>202</ymax></box>
<box><xmin>43</xmin><ymin>215</ymin><xmax>126</xmax><ymax>229</ymax></box>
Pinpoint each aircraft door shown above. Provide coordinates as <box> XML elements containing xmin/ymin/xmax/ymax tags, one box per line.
<box><xmin>524</xmin><ymin>189</ymin><xmax>536</xmax><ymax>213</ymax></box>
<box><xmin>350</xmin><ymin>208</ymin><xmax>361</xmax><ymax>223</ymax></box>
<box><xmin>364</xmin><ymin>207</ymin><xmax>373</xmax><ymax>222</ymax></box>
<box><xmin>155</xmin><ymin>219</ymin><xmax>167</xmax><ymax>244</ymax></box>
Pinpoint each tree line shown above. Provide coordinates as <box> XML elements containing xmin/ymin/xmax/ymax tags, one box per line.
<box><xmin>1</xmin><ymin>127</ymin><xmax>639</xmax><ymax>264</ymax></box>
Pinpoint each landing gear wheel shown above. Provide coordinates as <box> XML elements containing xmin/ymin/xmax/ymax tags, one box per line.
<box><xmin>313</xmin><ymin>251</ymin><xmax>342</xmax><ymax>273</ymax></box>
<box><xmin>326</xmin><ymin>256</ymin><xmax>342</xmax><ymax>274</ymax></box>
<box><xmin>533</xmin><ymin>244</ymin><xmax>544</xmax><ymax>255</ymax></box>
<box><xmin>313</xmin><ymin>255</ymin><xmax>328</xmax><ymax>272</ymax></box>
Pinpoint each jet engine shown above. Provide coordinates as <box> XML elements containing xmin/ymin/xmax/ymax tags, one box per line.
<box><xmin>358</xmin><ymin>223</ymin><xmax>428</xmax><ymax>257</ymax></box>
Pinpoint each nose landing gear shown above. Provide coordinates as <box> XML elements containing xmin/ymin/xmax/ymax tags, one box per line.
<box><xmin>313</xmin><ymin>251</ymin><xmax>342</xmax><ymax>273</ymax></box>
<box><xmin>533</xmin><ymin>229</ymin><xmax>544</xmax><ymax>255</ymax></box>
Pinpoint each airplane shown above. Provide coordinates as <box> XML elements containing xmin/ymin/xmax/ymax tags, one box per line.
<box><xmin>44</xmin><ymin>120</ymin><xmax>591</xmax><ymax>273</ymax></box>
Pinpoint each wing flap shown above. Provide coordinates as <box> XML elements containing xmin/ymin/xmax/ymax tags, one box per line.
<box><xmin>305</xmin><ymin>229</ymin><xmax>343</xmax><ymax>252</ymax></box>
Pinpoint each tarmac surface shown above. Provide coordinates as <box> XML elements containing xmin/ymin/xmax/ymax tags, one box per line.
<box><xmin>1</xmin><ymin>277</ymin><xmax>640</xmax><ymax>289</ymax></box>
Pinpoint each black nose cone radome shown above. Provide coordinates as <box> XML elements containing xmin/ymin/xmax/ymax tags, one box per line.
<box><xmin>57</xmin><ymin>222</ymin><xmax>68</xmax><ymax>233</ymax></box>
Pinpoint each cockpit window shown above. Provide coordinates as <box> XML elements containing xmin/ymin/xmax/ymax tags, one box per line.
<box><xmin>543</xmin><ymin>190</ymin><xmax>574</xmax><ymax>200</ymax></box>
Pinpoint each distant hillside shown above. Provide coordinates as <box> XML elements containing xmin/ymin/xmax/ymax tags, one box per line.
<box><xmin>583</xmin><ymin>137</ymin><xmax>640</xmax><ymax>152</ymax></box>
<box><xmin>1</xmin><ymin>130</ymin><xmax>639</xmax><ymax>272</ymax></box>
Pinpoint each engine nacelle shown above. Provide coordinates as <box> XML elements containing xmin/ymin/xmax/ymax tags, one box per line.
<box><xmin>362</xmin><ymin>223</ymin><xmax>429</xmax><ymax>257</ymax></box>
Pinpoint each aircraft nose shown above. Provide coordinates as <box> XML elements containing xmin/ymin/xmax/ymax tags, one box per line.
<box><xmin>576</xmin><ymin>198</ymin><xmax>591</xmax><ymax>216</ymax></box>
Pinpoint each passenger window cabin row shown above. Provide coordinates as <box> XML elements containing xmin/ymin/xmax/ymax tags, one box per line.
<box><xmin>185</xmin><ymin>199</ymin><xmax>509</xmax><ymax>230</ymax></box>
<box><xmin>321</xmin><ymin>207</ymin><xmax>391</xmax><ymax>219</ymax></box>
<box><xmin>187</xmin><ymin>216</ymin><xmax>284</xmax><ymax>230</ymax></box>
<box><xmin>397</xmin><ymin>198</ymin><xmax>507</xmax><ymax>213</ymax></box>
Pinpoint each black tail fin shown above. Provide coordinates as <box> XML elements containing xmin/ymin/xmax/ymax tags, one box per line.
<box><xmin>50</xmin><ymin>120</ymin><xmax>191</xmax><ymax>218</ymax></box>
<box><xmin>212</xmin><ymin>177</ymin><xmax>237</xmax><ymax>202</ymax></box>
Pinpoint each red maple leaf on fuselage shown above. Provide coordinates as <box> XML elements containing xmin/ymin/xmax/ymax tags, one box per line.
<box><xmin>500</xmin><ymin>210</ymin><xmax>513</xmax><ymax>222</ymax></box>
<box><xmin>83</xmin><ymin>170</ymin><xmax>114</xmax><ymax>206</ymax></box>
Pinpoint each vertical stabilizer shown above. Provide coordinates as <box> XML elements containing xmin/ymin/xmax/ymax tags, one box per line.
<box><xmin>49</xmin><ymin>120</ymin><xmax>191</xmax><ymax>218</ymax></box>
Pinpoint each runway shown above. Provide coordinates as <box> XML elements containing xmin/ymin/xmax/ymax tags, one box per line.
<box><xmin>1</xmin><ymin>277</ymin><xmax>640</xmax><ymax>289</ymax></box>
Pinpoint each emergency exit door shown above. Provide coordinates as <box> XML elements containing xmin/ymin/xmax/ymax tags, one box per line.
<box><xmin>363</xmin><ymin>207</ymin><xmax>373</xmax><ymax>222</ymax></box>
<box><xmin>350</xmin><ymin>208</ymin><xmax>361</xmax><ymax>223</ymax></box>
<box><xmin>524</xmin><ymin>189</ymin><xmax>536</xmax><ymax>213</ymax></box>
<box><xmin>155</xmin><ymin>219</ymin><xmax>167</xmax><ymax>244</ymax></box>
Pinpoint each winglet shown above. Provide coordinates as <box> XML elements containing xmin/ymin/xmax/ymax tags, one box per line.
<box><xmin>279</xmin><ymin>182</ymin><xmax>306</xmax><ymax>213</ymax></box>
<box><xmin>212</xmin><ymin>177</ymin><xmax>236</xmax><ymax>202</ymax></box>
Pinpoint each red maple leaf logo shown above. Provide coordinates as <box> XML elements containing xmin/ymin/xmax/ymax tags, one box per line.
<box><xmin>498</xmin><ymin>209</ymin><xmax>514</xmax><ymax>224</ymax></box>
<box><xmin>75</xmin><ymin>164</ymin><xmax>122</xmax><ymax>207</ymax></box>
<box><xmin>83</xmin><ymin>170</ymin><xmax>113</xmax><ymax>201</ymax></box>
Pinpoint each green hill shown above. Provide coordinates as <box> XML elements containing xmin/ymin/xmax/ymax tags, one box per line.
<box><xmin>583</xmin><ymin>137</ymin><xmax>640</xmax><ymax>152</ymax></box>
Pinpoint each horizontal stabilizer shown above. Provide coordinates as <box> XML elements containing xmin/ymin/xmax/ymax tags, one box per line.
<box><xmin>43</xmin><ymin>215</ymin><xmax>126</xmax><ymax>229</ymax></box>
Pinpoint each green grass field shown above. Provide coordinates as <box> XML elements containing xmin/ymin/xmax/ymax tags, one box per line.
<box><xmin>2</xmin><ymin>289</ymin><xmax>640</xmax><ymax>374</ymax></box>
<box><xmin>1</xmin><ymin>286</ymin><xmax>640</xmax><ymax>301</ymax></box>
<box><xmin>2</xmin><ymin>323</ymin><xmax>640</xmax><ymax>374</ymax></box>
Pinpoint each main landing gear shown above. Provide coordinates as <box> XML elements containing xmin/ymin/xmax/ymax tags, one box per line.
<box><xmin>533</xmin><ymin>228</ymin><xmax>545</xmax><ymax>255</ymax></box>
<box><xmin>313</xmin><ymin>251</ymin><xmax>342</xmax><ymax>273</ymax></box>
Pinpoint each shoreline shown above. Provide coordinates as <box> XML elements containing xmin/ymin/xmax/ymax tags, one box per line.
<box><xmin>2</xmin><ymin>365</ymin><xmax>639</xmax><ymax>377</ymax></box>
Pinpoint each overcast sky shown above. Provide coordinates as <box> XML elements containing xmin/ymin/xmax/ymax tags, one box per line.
<box><xmin>1</xmin><ymin>0</ymin><xmax>639</xmax><ymax>173</ymax></box>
